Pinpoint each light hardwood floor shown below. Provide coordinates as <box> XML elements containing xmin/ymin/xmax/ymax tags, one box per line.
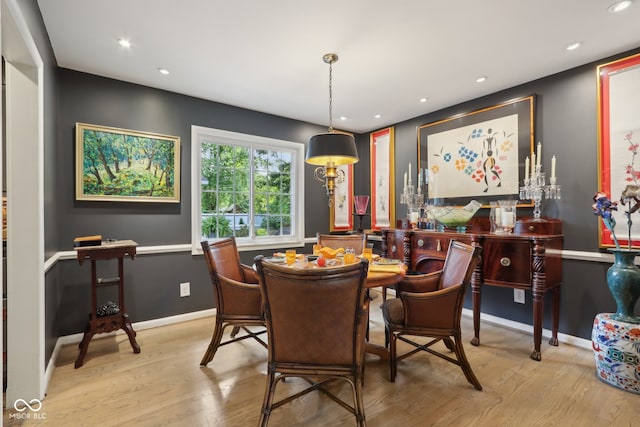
<box><xmin>4</xmin><ymin>291</ymin><xmax>639</xmax><ymax>426</ymax></box>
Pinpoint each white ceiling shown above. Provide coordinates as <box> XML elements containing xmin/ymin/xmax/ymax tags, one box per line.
<box><xmin>37</xmin><ymin>0</ymin><xmax>640</xmax><ymax>134</ymax></box>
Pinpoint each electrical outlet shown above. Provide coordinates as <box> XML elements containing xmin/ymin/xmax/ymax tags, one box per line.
<box><xmin>180</xmin><ymin>282</ymin><xmax>190</xmax><ymax>297</ymax></box>
<box><xmin>514</xmin><ymin>288</ymin><xmax>525</xmax><ymax>304</ymax></box>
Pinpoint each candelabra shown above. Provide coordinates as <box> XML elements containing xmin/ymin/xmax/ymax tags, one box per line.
<box><xmin>519</xmin><ymin>165</ymin><xmax>561</xmax><ymax>219</ymax></box>
<box><xmin>400</xmin><ymin>176</ymin><xmax>425</xmax><ymax>227</ymax></box>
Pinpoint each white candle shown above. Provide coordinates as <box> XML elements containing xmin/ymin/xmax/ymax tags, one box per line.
<box><xmin>524</xmin><ymin>156</ymin><xmax>529</xmax><ymax>181</ymax></box>
<box><xmin>536</xmin><ymin>142</ymin><xmax>542</xmax><ymax>166</ymax></box>
<box><xmin>551</xmin><ymin>155</ymin><xmax>556</xmax><ymax>179</ymax></box>
<box><xmin>404</xmin><ymin>172</ymin><xmax>407</xmax><ymax>191</ymax></box>
<box><xmin>408</xmin><ymin>162</ymin><xmax>412</xmax><ymax>181</ymax></box>
<box><xmin>531</xmin><ymin>153</ymin><xmax>536</xmax><ymax>178</ymax></box>
<box><xmin>501</xmin><ymin>211</ymin><xmax>514</xmax><ymax>227</ymax></box>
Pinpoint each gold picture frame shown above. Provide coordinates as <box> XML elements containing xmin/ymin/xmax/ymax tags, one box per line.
<box><xmin>76</xmin><ymin>123</ymin><xmax>180</xmax><ymax>202</ymax></box>
<box><xmin>418</xmin><ymin>96</ymin><xmax>535</xmax><ymax>207</ymax></box>
<box><xmin>330</xmin><ymin>163</ymin><xmax>354</xmax><ymax>231</ymax></box>
<box><xmin>370</xmin><ymin>127</ymin><xmax>395</xmax><ymax>230</ymax></box>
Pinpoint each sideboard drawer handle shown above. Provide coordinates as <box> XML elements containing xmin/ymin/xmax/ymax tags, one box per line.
<box><xmin>500</xmin><ymin>257</ymin><xmax>511</xmax><ymax>267</ymax></box>
<box><xmin>528</xmin><ymin>225</ymin><xmax>535</xmax><ymax>231</ymax></box>
<box><xmin>391</xmin><ymin>244</ymin><xmax>397</xmax><ymax>254</ymax></box>
<box><xmin>417</xmin><ymin>239</ymin><xmax>424</xmax><ymax>247</ymax></box>
<box><xmin>437</xmin><ymin>240</ymin><xmax>441</xmax><ymax>252</ymax></box>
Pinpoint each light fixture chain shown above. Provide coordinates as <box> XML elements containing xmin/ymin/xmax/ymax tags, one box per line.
<box><xmin>328</xmin><ymin>60</ymin><xmax>333</xmax><ymax>132</ymax></box>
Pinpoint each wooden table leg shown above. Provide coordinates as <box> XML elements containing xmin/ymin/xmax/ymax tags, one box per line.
<box><xmin>365</xmin><ymin>342</ymin><xmax>389</xmax><ymax>360</ymax></box>
<box><xmin>549</xmin><ymin>286</ymin><xmax>560</xmax><ymax>346</ymax></box>
<box><xmin>122</xmin><ymin>313</ymin><xmax>140</xmax><ymax>353</ymax></box>
<box><xmin>531</xmin><ymin>287</ymin><xmax>544</xmax><ymax>361</ymax></box>
<box><xmin>75</xmin><ymin>322</ymin><xmax>94</xmax><ymax>369</ymax></box>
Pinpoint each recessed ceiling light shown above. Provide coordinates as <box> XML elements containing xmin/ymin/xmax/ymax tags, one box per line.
<box><xmin>419</xmin><ymin>98</ymin><xmax>428</xmax><ymax>103</ymax></box>
<box><xmin>118</xmin><ymin>38</ymin><xmax>131</xmax><ymax>48</ymax></box>
<box><xmin>608</xmin><ymin>0</ymin><xmax>632</xmax><ymax>13</ymax></box>
<box><xmin>339</xmin><ymin>116</ymin><xmax>348</xmax><ymax>121</ymax></box>
<box><xmin>476</xmin><ymin>76</ymin><xmax>487</xmax><ymax>83</ymax></box>
<box><xmin>566</xmin><ymin>42</ymin><xmax>581</xmax><ymax>51</ymax></box>
<box><xmin>374</xmin><ymin>114</ymin><xmax>382</xmax><ymax>119</ymax></box>
<box><xmin>158</xmin><ymin>68</ymin><xmax>170</xmax><ymax>75</ymax></box>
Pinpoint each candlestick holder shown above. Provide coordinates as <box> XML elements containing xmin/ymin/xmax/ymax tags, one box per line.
<box><xmin>353</xmin><ymin>195</ymin><xmax>370</xmax><ymax>233</ymax></box>
<box><xmin>400</xmin><ymin>177</ymin><xmax>425</xmax><ymax>228</ymax></box>
<box><xmin>519</xmin><ymin>165</ymin><xmax>561</xmax><ymax>219</ymax></box>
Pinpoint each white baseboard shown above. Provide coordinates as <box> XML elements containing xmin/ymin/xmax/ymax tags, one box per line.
<box><xmin>461</xmin><ymin>308</ymin><xmax>592</xmax><ymax>350</ymax></box>
<box><xmin>45</xmin><ymin>308</ymin><xmax>216</xmax><ymax>391</ymax></box>
<box><xmin>382</xmin><ymin>288</ymin><xmax>591</xmax><ymax>350</ymax></box>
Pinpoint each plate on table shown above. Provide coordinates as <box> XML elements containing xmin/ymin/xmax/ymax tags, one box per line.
<box><xmin>374</xmin><ymin>258</ymin><xmax>402</xmax><ymax>265</ymax></box>
<box><xmin>264</xmin><ymin>257</ymin><xmax>286</xmax><ymax>264</ymax></box>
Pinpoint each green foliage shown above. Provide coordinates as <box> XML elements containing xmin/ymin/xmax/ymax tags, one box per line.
<box><xmin>201</xmin><ymin>215</ymin><xmax>233</xmax><ymax>238</ymax></box>
<box><xmin>200</xmin><ymin>142</ymin><xmax>294</xmax><ymax>239</ymax></box>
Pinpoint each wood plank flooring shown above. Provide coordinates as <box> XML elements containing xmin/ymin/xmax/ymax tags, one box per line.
<box><xmin>4</xmin><ymin>291</ymin><xmax>639</xmax><ymax>426</ymax></box>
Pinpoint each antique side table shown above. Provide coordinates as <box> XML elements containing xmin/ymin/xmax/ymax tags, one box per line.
<box><xmin>74</xmin><ymin>240</ymin><xmax>140</xmax><ymax>368</ymax></box>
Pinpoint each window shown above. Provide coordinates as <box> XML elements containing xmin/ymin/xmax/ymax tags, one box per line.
<box><xmin>192</xmin><ymin>126</ymin><xmax>305</xmax><ymax>253</ymax></box>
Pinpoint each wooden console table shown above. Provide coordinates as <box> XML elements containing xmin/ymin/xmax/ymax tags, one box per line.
<box><xmin>74</xmin><ymin>240</ymin><xmax>140</xmax><ymax>368</ymax></box>
<box><xmin>382</xmin><ymin>218</ymin><xmax>563</xmax><ymax>361</ymax></box>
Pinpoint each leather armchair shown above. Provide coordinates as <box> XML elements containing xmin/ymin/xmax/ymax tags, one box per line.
<box><xmin>382</xmin><ymin>240</ymin><xmax>483</xmax><ymax>389</ymax></box>
<box><xmin>254</xmin><ymin>256</ymin><xmax>370</xmax><ymax>426</ymax></box>
<box><xmin>199</xmin><ymin>238</ymin><xmax>267</xmax><ymax>366</ymax></box>
<box><xmin>317</xmin><ymin>233</ymin><xmax>366</xmax><ymax>255</ymax></box>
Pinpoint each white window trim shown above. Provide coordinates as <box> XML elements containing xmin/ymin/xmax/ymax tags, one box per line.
<box><xmin>191</xmin><ymin>125</ymin><xmax>305</xmax><ymax>254</ymax></box>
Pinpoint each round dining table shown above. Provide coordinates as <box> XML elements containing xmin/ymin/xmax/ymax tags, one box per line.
<box><xmin>365</xmin><ymin>265</ymin><xmax>407</xmax><ymax>288</ymax></box>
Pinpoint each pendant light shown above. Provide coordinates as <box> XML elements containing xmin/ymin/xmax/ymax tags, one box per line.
<box><xmin>305</xmin><ymin>53</ymin><xmax>359</xmax><ymax>200</ymax></box>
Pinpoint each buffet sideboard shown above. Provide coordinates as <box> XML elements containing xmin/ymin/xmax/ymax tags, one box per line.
<box><xmin>381</xmin><ymin>218</ymin><xmax>563</xmax><ymax>361</ymax></box>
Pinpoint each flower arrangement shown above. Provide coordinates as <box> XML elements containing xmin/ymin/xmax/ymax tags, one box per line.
<box><xmin>593</xmin><ymin>185</ymin><xmax>640</xmax><ymax>250</ymax></box>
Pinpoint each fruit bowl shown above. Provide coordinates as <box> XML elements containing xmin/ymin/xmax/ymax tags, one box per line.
<box><xmin>427</xmin><ymin>200</ymin><xmax>481</xmax><ymax>232</ymax></box>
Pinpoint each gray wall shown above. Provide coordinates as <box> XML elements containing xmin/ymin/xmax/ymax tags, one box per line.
<box><xmin>386</xmin><ymin>47</ymin><xmax>640</xmax><ymax>340</ymax></box>
<box><xmin>51</xmin><ymin>69</ymin><xmax>351</xmax><ymax>343</ymax></box>
<box><xmin>56</xmin><ymin>69</ymin><xmax>338</xmax><ymax>246</ymax></box>
<box><xmin>47</xmin><ymin>39</ymin><xmax>640</xmax><ymax>357</ymax></box>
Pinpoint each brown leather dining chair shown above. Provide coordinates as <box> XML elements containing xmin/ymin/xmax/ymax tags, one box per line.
<box><xmin>254</xmin><ymin>256</ymin><xmax>370</xmax><ymax>427</ymax></box>
<box><xmin>199</xmin><ymin>238</ymin><xmax>267</xmax><ymax>366</ymax></box>
<box><xmin>317</xmin><ymin>233</ymin><xmax>367</xmax><ymax>255</ymax></box>
<box><xmin>381</xmin><ymin>240</ymin><xmax>483</xmax><ymax>390</ymax></box>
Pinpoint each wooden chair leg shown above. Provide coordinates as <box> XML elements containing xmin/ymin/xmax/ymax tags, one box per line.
<box><xmin>389</xmin><ymin>330</ymin><xmax>397</xmax><ymax>382</ymax></box>
<box><xmin>259</xmin><ymin>371</ymin><xmax>277</xmax><ymax>427</ymax></box>
<box><xmin>453</xmin><ymin>336</ymin><xmax>482</xmax><ymax>390</ymax></box>
<box><xmin>354</xmin><ymin>377</ymin><xmax>366</xmax><ymax>427</ymax></box>
<box><xmin>200</xmin><ymin>319</ymin><xmax>225</xmax><ymax>366</ymax></box>
<box><xmin>443</xmin><ymin>337</ymin><xmax>455</xmax><ymax>352</ymax></box>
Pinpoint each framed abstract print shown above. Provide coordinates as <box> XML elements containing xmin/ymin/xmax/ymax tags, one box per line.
<box><xmin>418</xmin><ymin>95</ymin><xmax>535</xmax><ymax>207</ymax></box>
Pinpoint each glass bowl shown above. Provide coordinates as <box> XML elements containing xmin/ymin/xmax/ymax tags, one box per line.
<box><xmin>428</xmin><ymin>200</ymin><xmax>481</xmax><ymax>232</ymax></box>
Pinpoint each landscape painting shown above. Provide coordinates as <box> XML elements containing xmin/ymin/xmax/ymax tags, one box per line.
<box><xmin>76</xmin><ymin>123</ymin><xmax>180</xmax><ymax>202</ymax></box>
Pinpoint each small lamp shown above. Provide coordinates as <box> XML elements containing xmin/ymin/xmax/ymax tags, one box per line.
<box><xmin>306</xmin><ymin>53</ymin><xmax>358</xmax><ymax>200</ymax></box>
